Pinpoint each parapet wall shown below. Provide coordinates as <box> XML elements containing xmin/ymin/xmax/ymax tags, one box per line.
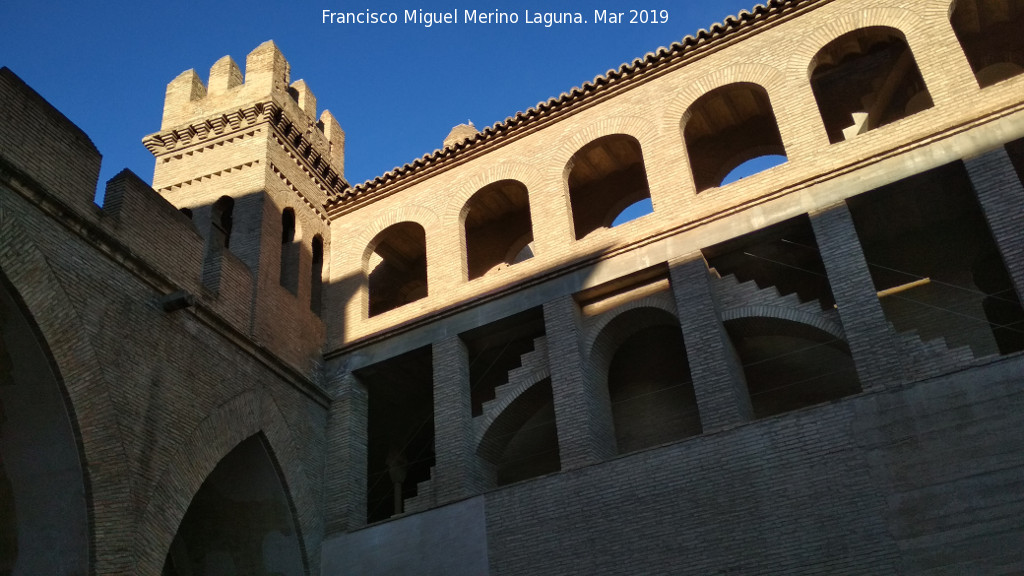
<box><xmin>0</xmin><ymin>68</ymin><xmax>101</xmax><ymax>215</ymax></box>
<box><xmin>0</xmin><ymin>65</ymin><xmax>323</xmax><ymax>375</ymax></box>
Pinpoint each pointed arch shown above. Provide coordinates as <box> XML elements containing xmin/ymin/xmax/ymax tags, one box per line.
<box><xmin>0</xmin><ymin>209</ymin><xmax>132</xmax><ymax>573</ymax></box>
<box><xmin>135</xmin><ymin>390</ymin><xmax>319</xmax><ymax>575</ymax></box>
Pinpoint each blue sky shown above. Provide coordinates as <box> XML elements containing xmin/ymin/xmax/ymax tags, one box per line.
<box><xmin>1</xmin><ymin>1</ymin><xmax>758</xmax><ymax>195</ymax></box>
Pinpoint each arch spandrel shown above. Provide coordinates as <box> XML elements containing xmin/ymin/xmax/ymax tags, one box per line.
<box><xmin>136</xmin><ymin>389</ymin><xmax>320</xmax><ymax>575</ymax></box>
<box><xmin>441</xmin><ymin>162</ymin><xmax>546</xmax><ymax>228</ymax></box>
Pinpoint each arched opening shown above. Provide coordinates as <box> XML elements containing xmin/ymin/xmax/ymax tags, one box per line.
<box><xmin>682</xmin><ymin>83</ymin><xmax>788</xmax><ymax>192</ymax></box>
<box><xmin>212</xmin><ymin>196</ymin><xmax>234</xmax><ymax>249</ymax></box>
<box><xmin>809</xmin><ymin>27</ymin><xmax>933</xmax><ymax>143</ymax></box>
<box><xmin>477</xmin><ymin>378</ymin><xmax>560</xmax><ymax>487</ymax></box>
<box><xmin>463</xmin><ymin>180</ymin><xmax>534</xmax><ymax>280</ymax></box>
<box><xmin>725</xmin><ymin>317</ymin><xmax>861</xmax><ymax>419</ymax></box>
<box><xmin>162</xmin><ymin>435</ymin><xmax>306</xmax><ymax>576</ymax></box>
<box><xmin>951</xmin><ymin>0</ymin><xmax>1024</xmax><ymax>87</ymax></box>
<box><xmin>310</xmin><ymin>235</ymin><xmax>324</xmax><ymax>316</ymax></box>
<box><xmin>565</xmin><ymin>134</ymin><xmax>653</xmax><ymax>239</ymax></box>
<box><xmin>366</xmin><ymin>222</ymin><xmax>428</xmax><ymax>317</ymax></box>
<box><xmin>0</xmin><ymin>276</ymin><xmax>89</xmax><ymax>575</ymax></box>
<box><xmin>595</xmin><ymin>307</ymin><xmax>701</xmax><ymax>454</ymax></box>
<box><xmin>279</xmin><ymin>208</ymin><xmax>300</xmax><ymax>295</ymax></box>
<box><xmin>203</xmin><ymin>196</ymin><xmax>236</xmax><ymax>291</ymax></box>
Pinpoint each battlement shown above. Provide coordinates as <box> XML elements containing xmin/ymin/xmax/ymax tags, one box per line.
<box><xmin>156</xmin><ymin>41</ymin><xmax>345</xmax><ymax>178</ymax></box>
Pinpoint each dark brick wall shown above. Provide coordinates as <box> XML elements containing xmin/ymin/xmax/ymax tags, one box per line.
<box><xmin>0</xmin><ymin>72</ymin><xmax>329</xmax><ymax>573</ymax></box>
<box><xmin>483</xmin><ymin>354</ymin><xmax>1024</xmax><ymax>576</ymax></box>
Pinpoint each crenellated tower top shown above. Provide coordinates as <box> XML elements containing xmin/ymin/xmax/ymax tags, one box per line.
<box><xmin>146</xmin><ymin>40</ymin><xmax>345</xmax><ymax>183</ymax></box>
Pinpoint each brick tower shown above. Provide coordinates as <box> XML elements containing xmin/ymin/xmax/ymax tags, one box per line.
<box><xmin>143</xmin><ymin>41</ymin><xmax>344</xmax><ymax>371</ymax></box>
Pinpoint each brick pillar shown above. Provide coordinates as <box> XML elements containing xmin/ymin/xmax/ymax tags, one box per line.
<box><xmin>811</xmin><ymin>203</ymin><xmax>901</xmax><ymax>390</ymax></box>
<box><xmin>323</xmin><ymin>371</ymin><xmax>368</xmax><ymax>533</ymax></box>
<box><xmin>964</xmin><ymin>148</ymin><xmax>1024</xmax><ymax>298</ymax></box>
<box><xmin>669</xmin><ymin>255</ymin><xmax>752</xmax><ymax>430</ymax></box>
<box><xmin>543</xmin><ymin>295</ymin><xmax>615</xmax><ymax>469</ymax></box>
<box><xmin>431</xmin><ymin>336</ymin><xmax>487</xmax><ymax>502</ymax></box>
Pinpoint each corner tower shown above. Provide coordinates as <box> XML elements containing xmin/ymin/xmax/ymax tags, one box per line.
<box><xmin>143</xmin><ymin>41</ymin><xmax>344</xmax><ymax>371</ymax></box>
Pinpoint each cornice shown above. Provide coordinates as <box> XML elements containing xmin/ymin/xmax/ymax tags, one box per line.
<box><xmin>143</xmin><ymin>100</ymin><xmax>349</xmax><ymax>200</ymax></box>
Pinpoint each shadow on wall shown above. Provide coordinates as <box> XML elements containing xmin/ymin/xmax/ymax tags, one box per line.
<box><xmin>162</xmin><ymin>434</ymin><xmax>307</xmax><ymax>576</ymax></box>
<box><xmin>0</xmin><ymin>273</ymin><xmax>89</xmax><ymax>575</ymax></box>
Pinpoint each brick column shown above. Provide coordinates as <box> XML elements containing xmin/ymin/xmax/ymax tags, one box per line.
<box><xmin>543</xmin><ymin>295</ymin><xmax>615</xmax><ymax>469</ymax></box>
<box><xmin>964</xmin><ymin>148</ymin><xmax>1024</xmax><ymax>298</ymax></box>
<box><xmin>431</xmin><ymin>336</ymin><xmax>487</xmax><ymax>502</ymax></box>
<box><xmin>323</xmin><ymin>371</ymin><xmax>368</xmax><ymax>533</ymax></box>
<box><xmin>811</xmin><ymin>203</ymin><xmax>901</xmax><ymax>390</ymax></box>
<box><xmin>669</xmin><ymin>255</ymin><xmax>752</xmax><ymax>430</ymax></box>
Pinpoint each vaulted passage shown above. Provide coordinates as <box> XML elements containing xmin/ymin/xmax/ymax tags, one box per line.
<box><xmin>566</xmin><ymin>134</ymin><xmax>653</xmax><ymax>239</ymax></box>
<box><xmin>726</xmin><ymin>317</ymin><xmax>860</xmax><ymax>419</ymax></box>
<box><xmin>366</xmin><ymin>222</ymin><xmax>428</xmax><ymax>317</ymax></box>
<box><xmin>357</xmin><ymin>347</ymin><xmax>435</xmax><ymax>522</ymax></box>
<box><xmin>0</xmin><ymin>277</ymin><xmax>89</xmax><ymax>575</ymax></box>
<box><xmin>463</xmin><ymin>180</ymin><xmax>534</xmax><ymax>280</ymax></box>
<box><xmin>163</xmin><ymin>435</ymin><xmax>306</xmax><ymax>576</ymax></box>
<box><xmin>683</xmin><ymin>82</ymin><xmax>787</xmax><ymax>191</ymax></box>
<box><xmin>846</xmin><ymin>162</ymin><xmax>1024</xmax><ymax>356</ymax></box>
<box><xmin>810</xmin><ymin>27</ymin><xmax>932</xmax><ymax>143</ymax></box>
<box><xmin>951</xmin><ymin>0</ymin><xmax>1024</xmax><ymax>87</ymax></box>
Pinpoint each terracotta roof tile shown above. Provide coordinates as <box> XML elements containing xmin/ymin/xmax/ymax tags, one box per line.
<box><xmin>329</xmin><ymin>0</ymin><xmax>804</xmax><ymax>208</ymax></box>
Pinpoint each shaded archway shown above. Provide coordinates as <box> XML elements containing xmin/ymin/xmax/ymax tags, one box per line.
<box><xmin>725</xmin><ymin>316</ymin><xmax>860</xmax><ymax>419</ymax></box>
<box><xmin>682</xmin><ymin>82</ymin><xmax>787</xmax><ymax>191</ymax></box>
<box><xmin>477</xmin><ymin>378</ymin><xmax>560</xmax><ymax>487</ymax></box>
<box><xmin>951</xmin><ymin>0</ymin><xmax>1024</xmax><ymax>87</ymax></box>
<box><xmin>462</xmin><ymin>180</ymin><xmax>534</xmax><ymax>280</ymax></box>
<box><xmin>565</xmin><ymin>134</ymin><xmax>652</xmax><ymax>239</ymax></box>
<box><xmin>809</xmin><ymin>27</ymin><xmax>933</xmax><ymax>143</ymax></box>
<box><xmin>365</xmin><ymin>222</ymin><xmax>428</xmax><ymax>317</ymax></box>
<box><xmin>591</xmin><ymin>307</ymin><xmax>701</xmax><ymax>454</ymax></box>
<box><xmin>0</xmin><ymin>275</ymin><xmax>89</xmax><ymax>575</ymax></box>
<box><xmin>162</xmin><ymin>434</ymin><xmax>306</xmax><ymax>576</ymax></box>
